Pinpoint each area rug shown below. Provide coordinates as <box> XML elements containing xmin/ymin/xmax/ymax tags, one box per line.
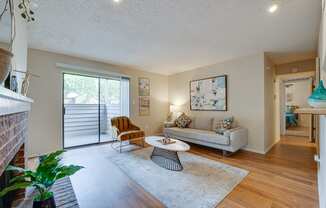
<box><xmin>110</xmin><ymin>147</ymin><xmax>248</xmax><ymax>208</ymax></box>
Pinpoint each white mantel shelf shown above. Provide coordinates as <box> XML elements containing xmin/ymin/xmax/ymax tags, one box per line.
<box><xmin>0</xmin><ymin>86</ymin><xmax>33</xmax><ymax>116</ymax></box>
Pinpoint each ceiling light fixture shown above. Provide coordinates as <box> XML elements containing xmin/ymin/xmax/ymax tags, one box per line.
<box><xmin>268</xmin><ymin>0</ymin><xmax>280</xmax><ymax>13</ymax></box>
<box><xmin>113</xmin><ymin>0</ymin><xmax>121</xmax><ymax>3</ymax></box>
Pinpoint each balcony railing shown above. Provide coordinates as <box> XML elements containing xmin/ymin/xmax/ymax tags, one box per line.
<box><xmin>63</xmin><ymin>104</ymin><xmax>120</xmax><ymax>147</ymax></box>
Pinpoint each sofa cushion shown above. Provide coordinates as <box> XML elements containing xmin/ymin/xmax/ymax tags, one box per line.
<box><xmin>175</xmin><ymin>113</ymin><xmax>192</xmax><ymax>128</ymax></box>
<box><xmin>164</xmin><ymin>127</ymin><xmax>230</xmax><ymax>145</ymax></box>
<box><xmin>194</xmin><ymin>117</ymin><xmax>212</xmax><ymax>130</ymax></box>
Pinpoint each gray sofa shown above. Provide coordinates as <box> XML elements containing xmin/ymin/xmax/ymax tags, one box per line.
<box><xmin>163</xmin><ymin>117</ymin><xmax>248</xmax><ymax>155</ymax></box>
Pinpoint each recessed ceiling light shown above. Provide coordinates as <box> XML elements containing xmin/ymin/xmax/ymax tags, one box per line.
<box><xmin>268</xmin><ymin>3</ymin><xmax>279</xmax><ymax>13</ymax></box>
<box><xmin>113</xmin><ymin>0</ymin><xmax>121</xmax><ymax>3</ymax></box>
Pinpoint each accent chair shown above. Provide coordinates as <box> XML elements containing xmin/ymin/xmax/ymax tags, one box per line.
<box><xmin>111</xmin><ymin>116</ymin><xmax>145</xmax><ymax>152</ymax></box>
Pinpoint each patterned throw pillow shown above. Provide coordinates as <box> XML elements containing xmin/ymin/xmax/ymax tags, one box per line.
<box><xmin>222</xmin><ymin>117</ymin><xmax>233</xmax><ymax>129</ymax></box>
<box><xmin>175</xmin><ymin>113</ymin><xmax>192</xmax><ymax>128</ymax></box>
<box><xmin>213</xmin><ymin>117</ymin><xmax>234</xmax><ymax>134</ymax></box>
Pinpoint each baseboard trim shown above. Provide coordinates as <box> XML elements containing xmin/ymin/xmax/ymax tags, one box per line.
<box><xmin>264</xmin><ymin>138</ymin><xmax>280</xmax><ymax>154</ymax></box>
<box><xmin>242</xmin><ymin>147</ymin><xmax>266</xmax><ymax>155</ymax></box>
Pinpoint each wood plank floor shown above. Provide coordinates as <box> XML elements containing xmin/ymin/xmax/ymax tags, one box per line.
<box><xmin>194</xmin><ymin>136</ymin><xmax>318</xmax><ymax>208</ymax></box>
<box><xmin>29</xmin><ymin>135</ymin><xmax>318</xmax><ymax>208</ymax></box>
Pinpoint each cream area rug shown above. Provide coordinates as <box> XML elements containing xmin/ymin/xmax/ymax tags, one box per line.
<box><xmin>110</xmin><ymin>147</ymin><xmax>248</xmax><ymax>208</ymax></box>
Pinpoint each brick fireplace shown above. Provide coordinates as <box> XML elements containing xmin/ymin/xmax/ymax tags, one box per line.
<box><xmin>0</xmin><ymin>88</ymin><xmax>33</xmax><ymax>207</ymax></box>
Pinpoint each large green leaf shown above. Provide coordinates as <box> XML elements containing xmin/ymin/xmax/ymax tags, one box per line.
<box><xmin>0</xmin><ymin>182</ymin><xmax>32</xmax><ymax>197</ymax></box>
<box><xmin>6</xmin><ymin>165</ymin><xmax>25</xmax><ymax>173</ymax></box>
<box><xmin>55</xmin><ymin>165</ymin><xmax>84</xmax><ymax>180</ymax></box>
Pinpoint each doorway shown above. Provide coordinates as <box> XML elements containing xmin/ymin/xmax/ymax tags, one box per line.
<box><xmin>280</xmin><ymin>77</ymin><xmax>313</xmax><ymax>138</ymax></box>
<box><xmin>62</xmin><ymin>73</ymin><xmax>130</xmax><ymax>148</ymax></box>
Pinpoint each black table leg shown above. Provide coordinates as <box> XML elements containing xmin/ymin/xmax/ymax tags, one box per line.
<box><xmin>150</xmin><ymin>147</ymin><xmax>183</xmax><ymax>171</ymax></box>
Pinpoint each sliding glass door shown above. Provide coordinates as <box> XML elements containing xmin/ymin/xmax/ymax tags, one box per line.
<box><xmin>63</xmin><ymin>73</ymin><xmax>129</xmax><ymax>148</ymax></box>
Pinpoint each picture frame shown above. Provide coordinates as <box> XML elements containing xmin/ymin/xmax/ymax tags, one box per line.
<box><xmin>190</xmin><ymin>75</ymin><xmax>227</xmax><ymax>111</ymax></box>
<box><xmin>138</xmin><ymin>77</ymin><xmax>150</xmax><ymax>96</ymax></box>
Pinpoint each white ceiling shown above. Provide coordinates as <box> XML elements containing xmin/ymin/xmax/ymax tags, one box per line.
<box><xmin>0</xmin><ymin>0</ymin><xmax>322</xmax><ymax>75</ymax></box>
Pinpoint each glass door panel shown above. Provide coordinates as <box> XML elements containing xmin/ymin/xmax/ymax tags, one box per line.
<box><xmin>63</xmin><ymin>74</ymin><xmax>99</xmax><ymax>148</ymax></box>
<box><xmin>99</xmin><ymin>78</ymin><xmax>121</xmax><ymax>142</ymax></box>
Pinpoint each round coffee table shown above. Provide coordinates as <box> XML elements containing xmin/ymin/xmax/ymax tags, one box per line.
<box><xmin>145</xmin><ymin>136</ymin><xmax>190</xmax><ymax>171</ymax></box>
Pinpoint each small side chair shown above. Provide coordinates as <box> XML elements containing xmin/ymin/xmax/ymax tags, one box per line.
<box><xmin>111</xmin><ymin>116</ymin><xmax>145</xmax><ymax>152</ymax></box>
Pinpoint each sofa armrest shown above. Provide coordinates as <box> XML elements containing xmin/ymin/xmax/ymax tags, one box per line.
<box><xmin>225</xmin><ymin>127</ymin><xmax>248</xmax><ymax>152</ymax></box>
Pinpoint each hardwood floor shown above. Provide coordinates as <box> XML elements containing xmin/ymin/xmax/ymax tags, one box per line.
<box><xmin>194</xmin><ymin>136</ymin><xmax>318</xmax><ymax>208</ymax></box>
<box><xmin>29</xmin><ymin>136</ymin><xmax>318</xmax><ymax>208</ymax></box>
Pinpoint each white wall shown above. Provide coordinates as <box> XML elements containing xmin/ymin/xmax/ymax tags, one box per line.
<box><xmin>285</xmin><ymin>79</ymin><xmax>311</xmax><ymax>107</ymax></box>
<box><xmin>168</xmin><ymin>53</ymin><xmax>268</xmax><ymax>153</ymax></box>
<box><xmin>27</xmin><ymin>49</ymin><xmax>169</xmax><ymax>157</ymax></box>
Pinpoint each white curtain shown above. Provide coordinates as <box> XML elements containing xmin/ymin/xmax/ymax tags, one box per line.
<box><xmin>121</xmin><ymin>77</ymin><xmax>130</xmax><ymax>117</ymax></box>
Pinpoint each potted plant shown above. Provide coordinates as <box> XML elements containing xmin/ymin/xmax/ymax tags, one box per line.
<box><xmin>0</xmin><ymin>150</ymin><xmax>84</xmax><ymax>208</ymax></box>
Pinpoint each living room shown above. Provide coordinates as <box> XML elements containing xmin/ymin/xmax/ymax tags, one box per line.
<box><xmin>0</xmin><ymin>0</ymin><xmax>325</xmax><ymax>208</ymax></box>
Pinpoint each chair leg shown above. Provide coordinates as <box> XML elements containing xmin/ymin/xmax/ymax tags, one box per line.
<box><xmin>119</xmin><ymin>141</ymin><xmax>122</xmax><ymax>153</ymax></box>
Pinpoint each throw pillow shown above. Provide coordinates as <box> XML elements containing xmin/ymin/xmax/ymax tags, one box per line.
<box><xmin>175</xmin><ymin>113</ymin><xmax>192</xmax><ymax>128</ymax></box>
<box><xmin>222</xmin><ymin>117</ymin><xmax>234</xmax><ymax>129</ymax></box>
<box><xmin>213</xmin><ymin>117</ymin><xmax>234</xmax><ymax>134</ymax></box>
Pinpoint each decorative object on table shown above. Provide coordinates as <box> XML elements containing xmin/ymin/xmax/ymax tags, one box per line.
<box><xmin>111</xmin><ymin>116</ymin><xmax>145</xmax><ymax>153</ymax></box>
<box><xmin>18</xmin><ymin>0</ymin><xmax>37</xmax><ymax>22</ymax></box>
<box><xmin>190</xmin><ymin>75</ymin><xmax>227</xmax><ymax>111</ymax></box>
<box><xmin>159</xmin><ymin>137</ymin><xmax>176</xmax><ymax>145</ymax></box>
<box><xmin>10</xmin><ymin>74</ymin><xmax>18</xmax><ymax>92</ymax></box>
<box><xmin>174</xmin><ymin>113</ymin><xmax>192</xmax><ymax>128</ymax></box>
<box><xmin>0</xmin><ymin>150</ymin><xmax>84</xmax><ymax>208</ymax></box>
<box><xmin>138</xmin><ymin>77</ymin><xmax>150</xmax><ymax>116</ymax></box>
<box><xmin>308</xmin><ymin>80</ymin><xmax>326</xmax><ymax>108</ymax></box>
<box><xmin>13</xmin><ymin>69</ymin><xmax>40</xmax><ymax>96</ymax></box>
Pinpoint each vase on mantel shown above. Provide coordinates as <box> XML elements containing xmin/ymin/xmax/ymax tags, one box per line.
<box><xmin>0</xmin><ymin>48</ymin><xmax>13</xmax><ymax>85</ymax></box>
<box><xmin>308</xmin><ymin>80</ymin><xmax>326</xmax><ymax>108</ymax></box>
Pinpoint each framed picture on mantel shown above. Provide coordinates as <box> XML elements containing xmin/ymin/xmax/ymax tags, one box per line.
<box><xmin>190</xmin><ymin>75</ymin><xmax>227</xmax><ymax>111</ymax></box>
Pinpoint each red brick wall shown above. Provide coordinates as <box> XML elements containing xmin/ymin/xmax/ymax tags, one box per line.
<box><xmin>0</xmin><ymin>112</ymin><xmax>28</xmax><ymax>203</ymax></box>
<box><xmin>0</xmin><ymin>112</ymin><xmax>28</xmax><ymax>176</ymax></box>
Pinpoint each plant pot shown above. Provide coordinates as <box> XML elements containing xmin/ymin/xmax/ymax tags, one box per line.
<box><xmin>33</xmin><ymin>196</ymin><xmax>56</xmax><ymax>208</ymax></box>
<box><xmin>0</xmin><ymin>48</ymin><xmax>13</xmax><ymax>85</ymax></box>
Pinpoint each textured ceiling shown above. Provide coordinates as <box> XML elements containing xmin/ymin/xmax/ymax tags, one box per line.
<box><xmin>0</xmin><ymin>0</ymin><xmax>322</xmax><ymax>75</ymax></box>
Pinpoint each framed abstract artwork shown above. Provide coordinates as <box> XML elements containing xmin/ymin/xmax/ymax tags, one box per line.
<box><xmin>190</xmin><ymin>75</ymin><xmax>227</xmax><ymax>111</ymax></box>
<box><xmin>138</xmin><ymin>77</ymin><xmax>150</xmax><ymax>116</ymax></box>
<box><xmin>138</xmin><ymin>77</ymin><xmax>150</xmax><ymax>96</ymax></box>
<box><xmin>139</xmin><ymin>96</ymin><xmax>150</xmax><ymax>116</ymax></box>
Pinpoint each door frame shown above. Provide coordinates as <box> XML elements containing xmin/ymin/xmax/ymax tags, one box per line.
<box><xmin>62</xmin><ymin>72</ymin><xmax>102</xmax><ymax>149</ymax></box>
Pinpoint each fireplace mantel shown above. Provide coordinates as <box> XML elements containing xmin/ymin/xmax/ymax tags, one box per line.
<box><xmin>0</xmin><ymin>86</ymin><xmax>33</xmax><ymax>116</ymax></box>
